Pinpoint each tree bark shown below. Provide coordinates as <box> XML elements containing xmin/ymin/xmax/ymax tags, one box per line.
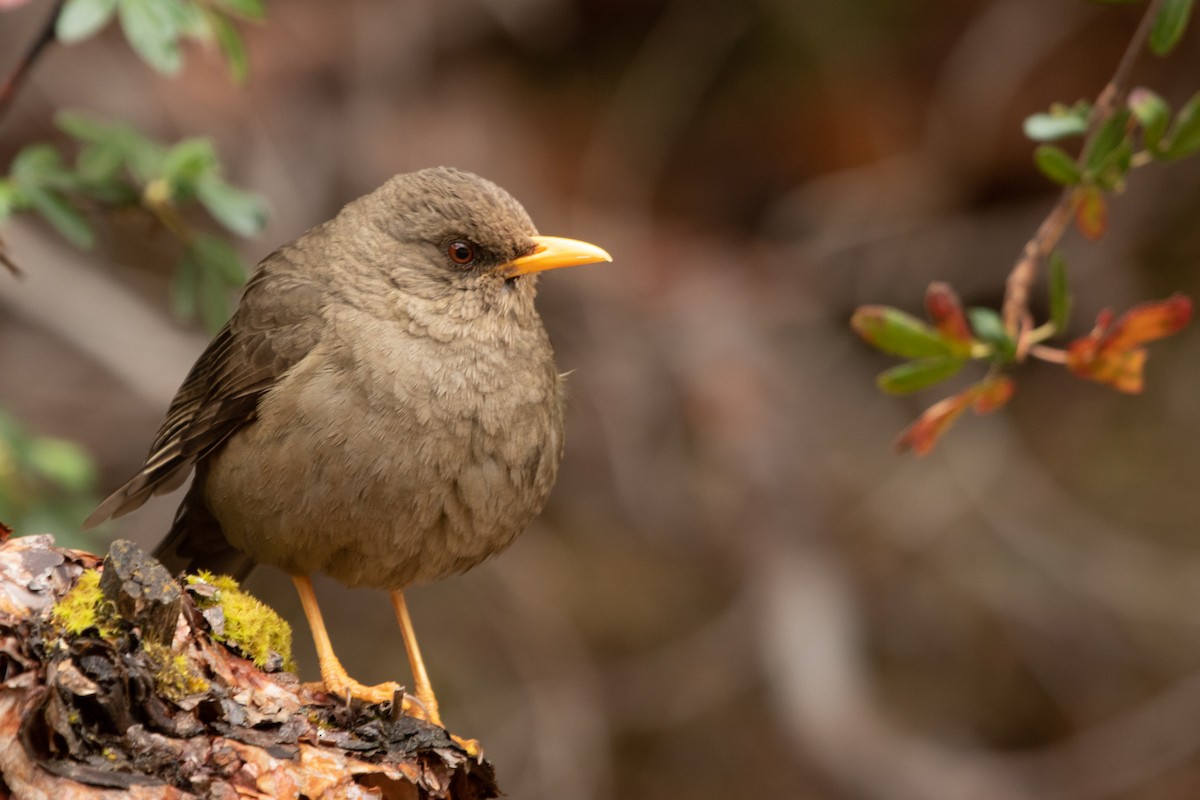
<box><xmin>0</xmin><ymin>533</ymin><xmax>499</xmax><ymax>800</ymax></box>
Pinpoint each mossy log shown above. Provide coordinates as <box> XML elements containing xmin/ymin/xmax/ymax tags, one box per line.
<box><xmin>0</xmin><ymin>533</ymin><xmax>499</xmax><ymax>799</ymax></box>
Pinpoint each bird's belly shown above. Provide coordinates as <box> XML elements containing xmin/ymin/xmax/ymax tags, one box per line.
<box><xmin>204</xmin><ymin>346</ymin><xmax>563</xmax><ymax>590</ymax></box>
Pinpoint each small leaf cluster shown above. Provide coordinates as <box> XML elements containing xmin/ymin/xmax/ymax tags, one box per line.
<box><xmin>0</xmin><ymin>410</ymin><xmax>98</xmax><ymax>543</ymax></box>
<box><xmin>57</xmin><ymin>0</ymin><xmax>265</xmax><ymax>82</ymax></box>
<box><xmin>852</xmin><ymin>269</ymin><xmax>1192</xmax><ymax>454</ymax></box>
<box><xmin>852</xmin><ymin>285</ymin><xmax>1020</xmax><ymax>454</ymax></box>
<box><xmin>853</xmin><ymin>284</ymin><xmax>1014</xmax><ymax>396</ymax></box>
<box><xmin>1027</xmin><ymin>89</ymin><xmax>1200</xmax><ymax>239</ymax></box>
<box><xmin>0</xmin><ymin>112</ymin><xmax>266</xmax><ymax>329</ymax></box>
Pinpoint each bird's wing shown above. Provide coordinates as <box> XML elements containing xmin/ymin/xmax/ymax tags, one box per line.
<box><xmin>84</xmin><ymin>259</ymin><xmax>324</xmax><ymax>527</ymax></box>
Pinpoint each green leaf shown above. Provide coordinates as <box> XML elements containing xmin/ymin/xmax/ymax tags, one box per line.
<box><xmin>118</xmin><ymin>0</ymin><xmax>184</xmax><ymax>74</ymax></box>
<box><xmin>11</xmin><ymin>145</ymin><xmax>60</xmax><ymax>183</ymax></box>
<box><xmin>25</xmin><ymin>438</ymin><xmax>96</xmax><ymax>493</ymax></box>
<box><xmin>124</xmin><ymin>138</ymin><xmax>167</xmax><ymax>183</ymax></box>
<box><xmin>1033</xmin><ymin>144</ymin><xmax>1081</xmax><ymax>185</ymax></box>
<box><xmin>1024</xmin><ymin>112</ymin><xmax>1088</xmax><ymax>142</ymax></box>
<box><xmin>180</xmin><ymin>235</ymin><xmax>247</xmax><ymax>330</ymax></box>
<box><xmin>1150</xmin><ymin>0</ymin><xmax>1194</xmax><ymax>55</ymax></box>
<box><xmin>1049</xmin><ymin>251</ymin><xmax>1071</xmax><ymax>332</ymax></box>
<box><xmin>171</xmin><ymin>252</ymin><xmax>200</xmax><ymax>320</ymax></box>
<box><xmin>851</xmin><ymin>306</ymin><xmax>952</xmax><ymax>359</ymax></box>
<box><xmin>10</xmin><ymin>145</ymin><xmax>82</xmax><ymax>192</ymax></box>
<box><xmin>196</xmin><ymin>174</ymin><xmax>267</xmax><ymax>237</ymax></box>
<box><xmin>190</xmin><ymin>234</ymin><xmax>247</xmax><ymax>285</ymax></box>
<box><xmin>55</xmin><ymin>110</ymin><xmax>122</xmax><ymax>143</ymax></box>
<box><xmin>76</xmin><ymin>142</ymin><xmax>125</xmax><ymax>183</ymax></box>
<box><xmin>199</xmin><ymin>269</ymin><xmax>234</xmax><ymax>332</ymax></box>
<box><xmin>57</xmin><ymin>0</ymin><xmax>119</xmax><ymax>42</ymax></box>
<box><xmin>1129</xmin><ymin>88</ymin><xmax>1171</xmax><ymax>153</ymax></box>
<box><xmin>1092</xmin><ymin>138</ymin><xmax>1133</xmax><ymax>191</ymax></box>
<box><xmin>877</xmin><ymin>358</ymin><xmax>965</xmax><ymax>395</ymax></box>
<box><xmin>175</xmin><ymin>2</ymin><xmax>212</xmax><ymax>40</ymax></box>
<box><xmin>161</xmin><ymin>138</ymin><xmax>217</xmax><ymax>193</ymax></box>
<box><xmin>1083</xmin><ymin>109</ymin><xmax>1131</xmax><ymax>173</ymax></box>
<box><xmin>23</xmin><ymin>187</ymin><xmax>95</xmax><ymax>248</ymax></box>
<box><xmin>0</xmin><ymin>181</ymin><xmax>21</xmax><ymax>218</ymax></box>
<box><xmin>56</xmin><ymin>112</ymin><xmax>165</xmax><ymax>180</ymax></box>
<box><xmin>967</xmin><ymin>307</ymin><xmax>1016</xmax><ymax>361</ymax></box>
<box><xmin>1163</xmin><ymin>92</ymin><xmax>1200</xmax><ymax>159</ymax></box>
<box><xmin>214</xmin><ymin>0</ymin><xmax>265</xmax><ymax>19</ymax></box>
<box><xmin>210</xmin><ymin>11</ymin><xmax>250</xmax><ymax>83</ymax></box>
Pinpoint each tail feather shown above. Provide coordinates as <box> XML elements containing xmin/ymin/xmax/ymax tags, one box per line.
<box><xmin>151</xmin><ymin>471</ymin><xmax>254</xmax><ymax>582</ymax></box>
<box><xmin>83</xmin><ymin>461</ymin><xmax>192</xmax><ymax>529</ymax></box>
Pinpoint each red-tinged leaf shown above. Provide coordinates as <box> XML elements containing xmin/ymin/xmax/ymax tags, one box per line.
<box><xmin>1073</xmin><ymin>186</ymin><xmax>1107</xmax><ymax>240</ymax></box>
<box><xmin>851</xmin><ymin>305</ymin><xmax>951</xmax><ymax>359</ymax></box>
<box><xmin>895</xmin><ymin>391</ymin><xmax>975</xmax><ymax>456</ymax></box>
<box><xmin>971</xmin><ymin>375</ymin><xmax>1015</xmax><ymax>414</ymax></box>
<box><xmin>896</xmin><ymin>376</ymin><xmax>1018</xmax><ymax>455</ymax></box>
<box><xmin>1068</xmin><ymin>341</ymin><xmax>1147</xmax><ymax>393</ymax></box>
<box><xmin>925</xmin><ymin>282</ymin><xmax>973</xmax><ymax>351</ymax></box>
<box><xmin>1065</xmin><ymin>296</ymin><xmax>1191</xmax><ymax>393</ymax></box>
<box><xmin>1106</xmin><ymin>293</ymin><xmax>1193</xmax><ymax>349</ymax></box>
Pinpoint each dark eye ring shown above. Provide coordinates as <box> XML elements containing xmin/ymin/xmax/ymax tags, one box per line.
<box><xmin>447</xmin><ymin>240</ymin><xmax>476</xmax><ymax>265</ymax></box>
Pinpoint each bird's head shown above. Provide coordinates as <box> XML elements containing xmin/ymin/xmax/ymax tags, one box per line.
<box><xmin>344</xmin><ymin>167</ymin><xmax>610</xmax><ymax>311</ymax></box>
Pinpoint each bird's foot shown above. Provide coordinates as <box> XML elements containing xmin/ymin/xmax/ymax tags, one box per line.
<box><xmin>316</xmin><ymin>657</ymin><xmax>406</xmax><ymax>705</ymax></box>
<box><xmin>325</xmin><ymin>676</ymin><xmax>405</xmax><ymax>705</ymax></box>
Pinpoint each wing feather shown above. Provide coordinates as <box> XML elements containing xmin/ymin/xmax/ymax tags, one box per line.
<box><xmin>84</xmin><ymin>254</ymin><xmax>324</xmax><ymax>528</ymax></box>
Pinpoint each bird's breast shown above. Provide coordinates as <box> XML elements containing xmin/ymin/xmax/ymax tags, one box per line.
<box><xmin>204</xmin><ymin>310</ymin><xmax>565</xmax><ymax>590</ymax></box>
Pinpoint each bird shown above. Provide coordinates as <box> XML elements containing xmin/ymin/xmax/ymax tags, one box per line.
<box><xmin>84</xmin><ymin>167</ymin><xmax>611</xmax><ymax>739</ymax></box>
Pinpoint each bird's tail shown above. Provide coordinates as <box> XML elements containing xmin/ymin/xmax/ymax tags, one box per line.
<box><xmin>153</xmin><ymin>474</ymin><xmax>254</xmax><ymax>582</ymax></box>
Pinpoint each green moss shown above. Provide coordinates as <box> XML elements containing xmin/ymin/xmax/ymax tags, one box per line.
<box><xmin>187</xmin><ymin>571</ymin><xmax>295</xmax><ymax>672</ymax></box>
<box><xmin>51</xmin><ymin>570</ymin><xmax>120</xmax><ymax>638</ymax></box>
<box><xmin>144</xmin><ymin>641</ymin><xmax>210</xmax><ymax>701</ymax></box>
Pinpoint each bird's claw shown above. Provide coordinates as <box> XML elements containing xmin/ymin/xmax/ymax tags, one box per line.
<box><xmin>395</xmin><ymin>691</ymin><xmax>482</xmax><ymax>758</ymax></box>
<box><xmin>452</xmin><ymin>734</ymin><xmax>483</xmax><ymax>760</ymax></box>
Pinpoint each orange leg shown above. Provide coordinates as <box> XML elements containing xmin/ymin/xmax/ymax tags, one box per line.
<box><xmin>390</xmin><ymin>589</ymin><xmax>441</xmax><ymax>724</ymax></box>
<box><xmin>390</xmin><ymin>589</ymin><xmax>481</xmax><ymax>757</ymax></box>
<box><xmin>293</xmin><ymin>574</ymin><xmax>405</xmax><ymax>705</ymax></box>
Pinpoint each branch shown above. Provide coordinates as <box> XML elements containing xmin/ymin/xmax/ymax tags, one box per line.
<box><xmin>0</xmin><ymin>534</ymin><xmax>500</xmax><ymax>799</ymax></box>
<box><xmin>0</xmin><ymin>0</ymin><xmax>65</xmax><ymax>128</ymax></box>
<box><xmin>1001</xmin><ymin>0</ymin><xmax>1165</xmax><ymax>346</ymax></box>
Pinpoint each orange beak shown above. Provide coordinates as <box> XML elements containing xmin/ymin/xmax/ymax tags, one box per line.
<box><xmin>504</xmin><ymin>235</ymin><xmax>612</xmax><ymax>277</ymax></box>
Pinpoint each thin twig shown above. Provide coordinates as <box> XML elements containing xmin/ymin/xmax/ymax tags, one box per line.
<box><xmin>1001</xmin><ymin>0</ymin><xmax>1165</xmax><ymax>347</ymax></box>
<box><xmin>0</xmin><ymin>0</ymin><xmax>65</xmax><ymax>128</ymax></box>
<box><xmin>0</xmin><ymin>237</ymin><xmax>24</xmax><ymax>278</ymax></box>
<box><xmin>1029</xmin><ymin>343</ymin><xmax>1067</xmax><ymax>364</ymax></box>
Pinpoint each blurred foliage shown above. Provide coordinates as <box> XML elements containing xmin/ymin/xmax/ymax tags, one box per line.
<box><xmin>1</xmin><ymin>111</ymin><xmax>266</xmax><ymax>330</ymax></box>
<box><xmin>0</xmin><ymin>0</ymin><xmax>269</xmax><ymax>539</ymax></box>
<box><xmin>56</xmin><ymin>0</ymin><xmax>264</xmax><ymax>81</ymax></box>
<box><xmin>853</xmin><ymin>0</ymin><xmax>1199</xmax><ymax>455</ymax></box>
<box><xmin>0</xmin><ymin>410</ymin><xmax>98</xmax><ymax>546</ymax></box>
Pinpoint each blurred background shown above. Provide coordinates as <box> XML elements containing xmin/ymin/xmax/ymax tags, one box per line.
<box><xmin>4</xmin><ymin>1</ymin><xmax>1200</xmax><ymax>797</ymax></box>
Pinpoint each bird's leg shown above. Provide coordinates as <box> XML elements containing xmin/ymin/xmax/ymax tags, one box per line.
<box><xmin>390</xmin><ymin>589</ymin><xmax>440</xmax><ymax>724</ymax></box>
<box><xmin>292</xmin><ymin>574</ymin><xmax>408</xmax><ymax>706</ymax></box>
<box><xmin>391</xmin><ymin>589</ymin><xmax>482</xmax><ymax>758</ymax></box>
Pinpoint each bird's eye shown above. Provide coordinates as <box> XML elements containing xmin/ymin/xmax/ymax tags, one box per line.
<box><xmin>447</xmin><ymin>240</ymin><xmax>476</xmax><ymax>266</ymax></box>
